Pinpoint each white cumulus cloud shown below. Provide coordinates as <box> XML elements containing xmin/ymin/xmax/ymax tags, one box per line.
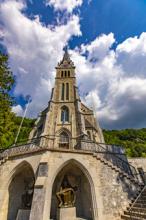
<box><xmin>1</xmin><ymin>0</ymin><xmax>146</xmax><ymax>129</ymax></box>
<box><xmin>70</xmin><ymin>32</ymin><xmax>146</xmax><ymax>129</ymax></box>
<box><xmin>0</xmin><ymin>0</ymin><xmax>81</xmax><ymax>118</ymax></box>
<box><xmin>46</xmin><ymin>0</ymin><xmax>83</xmax><ymax>13</ymax></box>
<box><xmin>12</xmin><ymin>105</ymin><xmax>24</xmax><ymax>116</ymax></box>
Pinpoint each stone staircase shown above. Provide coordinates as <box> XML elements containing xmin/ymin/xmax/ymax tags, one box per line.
<box><xmin>93</xmin><ymin>153</ymin><xmax>142</xmax><ymax>188</ymax></box>
<box><xmin>121</xmin><ymin>186</ymin><xmax>146</xmax><ymax>220</ymax></box>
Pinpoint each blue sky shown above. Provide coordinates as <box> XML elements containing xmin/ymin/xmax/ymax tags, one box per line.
<box><xmin>25</xmin><ymin>0</ymin><xmax>146</xmax><ymax>45</ymax></box>
<box><xmin>1</xmin><ymin>0</ymin><xmax>146</xmax><ymax>129</ymax></box>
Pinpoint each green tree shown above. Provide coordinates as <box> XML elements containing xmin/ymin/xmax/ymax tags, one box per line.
<box><xmin>0</xmin><ymin>53</ymin><xmax>15</xmax><ymax>148</ymax></box>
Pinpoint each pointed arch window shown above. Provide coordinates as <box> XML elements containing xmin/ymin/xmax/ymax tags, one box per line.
<box><xmin>61</xmin><ymin>83</ymin><xmax>65</xmax><ymax>100</ymax></box>
<box><xmin>61</xmin><ymin>106</ymin><xmax>69</xmax><ymax>122</ymax></box>
<box><xmin>66</xmin><ymin>83</ymin><xmax>69</xmax><ymax>100</ymax></box>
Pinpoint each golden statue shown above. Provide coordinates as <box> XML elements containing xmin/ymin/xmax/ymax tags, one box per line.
<box><xmin>56</xmin><ymin>177</ymin><xmax>76</xmax><ymax>208</ymax></box>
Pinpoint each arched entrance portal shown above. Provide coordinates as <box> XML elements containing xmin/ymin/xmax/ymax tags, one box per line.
<box><xmin>7</xmin><ymin>162</ymin><xmax>35</xmax><ymax>220</ymax></box>
<box><xmin>50</xmin><ymin>160</ymin><xmax>94</xmax><ymax>220</ymax></box>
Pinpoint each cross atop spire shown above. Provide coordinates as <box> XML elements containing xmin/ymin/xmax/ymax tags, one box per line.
<box><xmin>62</xmin><ymin>46</ymin><xmax>70</xmax><ymax>62</ymax></box>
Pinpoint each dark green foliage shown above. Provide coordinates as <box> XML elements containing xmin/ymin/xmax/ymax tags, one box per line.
<box><xmin>0</xmin><ymin>115</ymin><xmax>35</xmax><ymax>149</ymax></box>
<box><xmin>0</xmin><ymin>53</ymin><xmax>15</xmax><ymax>148</ymax></box>
<box><xmin>103</xmin><ymin>129</ymin><xmax>146</xmax><ymax>157</ymax></box>
<box><xmin>0</xmin><ymin>52</ymin><xmax>35</xmax><ymax>148</ymax></box>
<box><xmin>0</xmin><ymin>53</ymin><xmax>14</xmax><ymax>107</ymax></box>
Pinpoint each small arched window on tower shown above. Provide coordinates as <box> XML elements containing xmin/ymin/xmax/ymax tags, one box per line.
<box><xmin>87</xmin><ymin>131</ymin><xmax>91</xmax><ymax>140</ymax></box>
<box><xmin>61</xmin><ymin>106</ymin><xmax>69</xmax><ymax>123</ymax></box>
<box><xmin>59</xmin><ymin>131</ymin><xmax>69</xmax><ymax>148</ymax></box>
<box><xmin>66</xmin><ymin>83</ymin><xmax>69</xmax><ymax>100</ymax></box>
<box><xmin>93</xmin><ymin>134</ymin><xmax>96</xmax><ymax>142</ymax></box>
<box><xmin>65</xmin><ymin>71</ymin><xmax>67</xmax><ymax>77</ymax></box>
<box><xmin>61</xmin><ymin>83</ymin><xmax>65</xmax><ymax>100</ymax></box>
<box><xmin>61</xmin><ymin>71</ymin><xmax>63</xmax><ymax>77</ymax></box>
<box><xmin>68</xmin><ymin>71</ymin><xmax>70</xmax><ymax>77</ymax></box>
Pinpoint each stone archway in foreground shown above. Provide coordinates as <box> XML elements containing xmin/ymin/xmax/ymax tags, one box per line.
<box><xmin>50</xmin><ymin>160</ymin><xmax>94</xmax><ymax>220</ymax></box>
<box><xmin>7</xmin><ymin>161</ymin><xmax>35</xmax><ymax>220</ymax></box>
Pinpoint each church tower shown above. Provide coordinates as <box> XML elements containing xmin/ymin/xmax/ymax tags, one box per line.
<box><xmin>29</xmin><ymin>49</ymin><xmax>104</xmax><ymax>148</ymax></box>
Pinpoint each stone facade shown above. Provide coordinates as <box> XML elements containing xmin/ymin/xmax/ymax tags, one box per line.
<box><xmin>0</xmin><ymin>51</ymin><xmax>145</xmax><ymax>220</ymax></box>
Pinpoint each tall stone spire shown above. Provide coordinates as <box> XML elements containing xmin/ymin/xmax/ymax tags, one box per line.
<box><xmin>57</xmin><ymin>48</ymin><xmax>75</xmax><ymax>69</ymax></box>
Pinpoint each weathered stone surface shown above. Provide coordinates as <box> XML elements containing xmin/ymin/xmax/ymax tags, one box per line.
<box><xmin>29</xmin><ymin>187</ymin><xmax>46</xmax><ymax>220</ymax></box>
<box><xmin>38</xmin><ymin>162</ymin><xmax>48</xmax><ymax>177</ymax></box>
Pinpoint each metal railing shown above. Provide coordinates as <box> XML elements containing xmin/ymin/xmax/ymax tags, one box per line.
<box><xmin>129</xmin><ymin>185</ymin><xmax>146</xmax><ymax>220</ymax></box>
<box><xmin>0</xmin><ymin>135</ymin><xmax>141</xmax><ymax>183</ymax></box>
<box><xmin>75</xmin><ymin>139</ymin><xmax>138</xmax><ymax>180</ymax></box>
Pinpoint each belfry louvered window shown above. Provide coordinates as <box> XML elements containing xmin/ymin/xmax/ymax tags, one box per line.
<box><xmin>61</xmin><ymin>83</ymin><xmax>65</xmax><ymax>100</ymax></box>
<box><xmin>66</xmin><ymin>83</ymin><xmax>69</xmax><ymax>100</ymax></box>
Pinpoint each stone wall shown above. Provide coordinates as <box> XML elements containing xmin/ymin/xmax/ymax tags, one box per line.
<box><xmin>128</xmin><ymin>158</ymin><xmax>146</xmax><ymax>172</ymax></box>
<box><xmin>0</xmin><ymin>150</ymin><xmax>143</xmax><ymax>220</ymax></box>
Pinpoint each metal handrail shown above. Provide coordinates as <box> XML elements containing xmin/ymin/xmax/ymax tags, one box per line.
<box><xmin>96</xmin><ymin>143</ymin><xmax>138</xmax><ymax>180</ymax></box>
<box><xmin>129</xmin><ymin>185</ymin><xmax>146</xmax><ymax>220</ymax></box>
<box><xmin>78</xmin><ymin>139</ymin><xmax>138</xmax><ymax>180</ymax></box>
<box><xmin>0</xmin><ymin>135</ymin><xmax>140</xmax><ymax>183</ymax></box>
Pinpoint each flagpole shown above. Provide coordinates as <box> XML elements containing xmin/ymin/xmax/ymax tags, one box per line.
<box><xmin>14</xmin><ymin>97</ymin><xmax>31</xmax><ymax>145</ymax></box>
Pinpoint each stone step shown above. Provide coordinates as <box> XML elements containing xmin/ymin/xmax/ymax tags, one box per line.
<box><xmin>124</xmin><ymin>210</ymin><xmax>146</xmax><ymax>218</ymax></box>
<box><xmin>121</xmin><ymin>214</ymin><xmax>143</xmax><ymax>220</ymax></box>
<box><xmin>138</xmin><ymin>198</ymin><xmax>146</xmax><ymax>202</ymax></box>
<box><xmin>134</xmin><ymin>201</ymin><xmax>146</xmax><ymax>207</ymax></box>
<box><xmin>127</xmin><ymin>207</ymin><xmax>146</xmax><ymax>213</ymax></box>
<box><xmin>140</xmin><ymin>197</ymin><xmax>146</xmax><ymax>200</ymax></box>
<box><xmin>133</xmin><ymin>203</ymin><xmax>146</xmax><ymax>208</ymax></box>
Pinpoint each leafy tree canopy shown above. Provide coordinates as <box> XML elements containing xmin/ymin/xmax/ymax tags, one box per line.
<box><xmin>103</xmin><ymin>129</ymin><xmax>146</xmax><ymax>158</ymax></box>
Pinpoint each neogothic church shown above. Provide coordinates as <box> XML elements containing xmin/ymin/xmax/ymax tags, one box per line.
<box><xmin>0</xmin><ymin>50</ymin><xmax>146</xmax><ymax>220</ymax></box>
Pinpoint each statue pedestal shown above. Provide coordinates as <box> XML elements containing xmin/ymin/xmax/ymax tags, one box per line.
<box><xmin>59</xmin><ymin>207</ymin><xmax>76</xmax><ymax>220</ymax></box>
<box><xmin>16</xmin><ymin>209</ymin><xmax>30</xmax><ymax>220</ymax></box>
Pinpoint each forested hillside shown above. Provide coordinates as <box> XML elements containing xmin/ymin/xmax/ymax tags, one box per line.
<box><xmin>103</xmin><ymin>129</ymin><xmax>146</xmax><ymax>157</ymax></box>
